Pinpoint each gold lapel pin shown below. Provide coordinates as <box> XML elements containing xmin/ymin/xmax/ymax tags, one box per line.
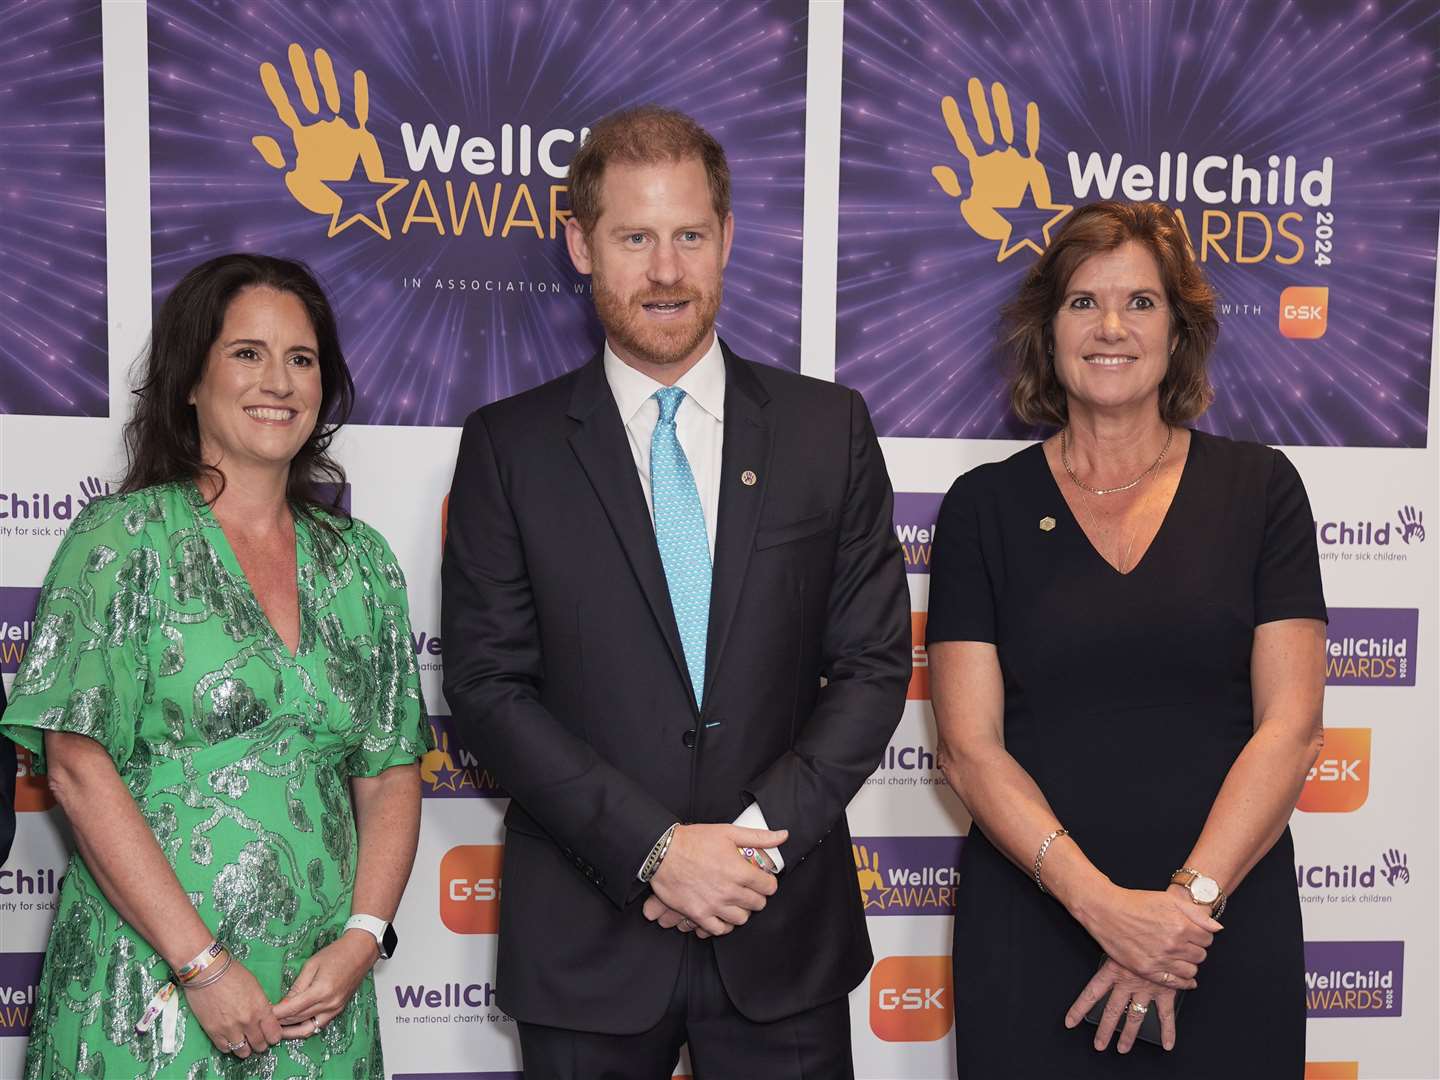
<box><xmin>741</xmin><ymin>470</ymin><xmax>758</xmax><ymax>487</ymax></box>
<box><xmin>1039</xmin><ymin>516</ymin><xmax>1056</xmax><ymax>532</ymax></box>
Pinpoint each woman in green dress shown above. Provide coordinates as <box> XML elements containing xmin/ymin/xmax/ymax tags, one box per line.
<box><xmin>2</xmin><ymin>254</ymin><xmax>432</xmax><ymax>1078</ymax></box>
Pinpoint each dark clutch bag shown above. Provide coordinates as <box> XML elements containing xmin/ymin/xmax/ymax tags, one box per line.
<box><xmin>1083</xmin><ymin>988</ymin><xmax>1185</xmax><ymax>1047</ymax></box>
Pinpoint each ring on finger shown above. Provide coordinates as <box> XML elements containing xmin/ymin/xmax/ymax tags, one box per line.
<box><xmin>1161</xmin><ymin>971</ymin><xmax>1174</xmax><ymax>985</ymax></box>
<box><xmin>309</xmin><ymin>1017</ymin><xmax>320</xmax><ymax>1036</ymax></box>
<box><xmin>677</xmin><ymin>918</ymin><xmax>694</xmax><ymax>932</ymax></box>
<box><xmin>1128</xmin><ymin>1001</ymin><xmax>1149</xmax><ymax>1016</ymax></box>
<box><xmin>226</xmin><ymin>1039</ymin><xmax>247</xmax><ymax>1053</ymax></box>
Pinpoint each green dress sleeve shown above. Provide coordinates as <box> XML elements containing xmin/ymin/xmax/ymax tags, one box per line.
<box><xmin>343</xmin><ymin>519</ymin><xmax>433</xmax><ymax>776</ymax></box>
<box><xmin>1</xmin><ymin>495</ymin><xmax>161</xmax><ymax>772</ymax></box>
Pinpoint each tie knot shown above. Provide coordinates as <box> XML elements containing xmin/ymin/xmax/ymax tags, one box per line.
<box><xmin>653</xmin><ymin>386</ymin><xmax>686</xmax><ymax>424</ymax></box>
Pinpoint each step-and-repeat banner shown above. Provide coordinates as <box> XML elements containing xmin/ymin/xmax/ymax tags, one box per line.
<box><xmin>2</xmin><ymin>2</ymin><xmax>1436</xmax><ymax>1078</ymax></box>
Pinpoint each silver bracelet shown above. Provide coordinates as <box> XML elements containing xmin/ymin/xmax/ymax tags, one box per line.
<box><xmin>185</xmin><ymin>952</ymin><xmax>234</xmax><ymax>990</ymax></box>
<box><xmin>639</xmin><ymin>823</ymin><xmax>679</xmax><ymax>883</ymax></box>
<box><xmin>1033</xmin><ymin>827</ymin><xmax>1069</xmax><ymax>895</ymax></box>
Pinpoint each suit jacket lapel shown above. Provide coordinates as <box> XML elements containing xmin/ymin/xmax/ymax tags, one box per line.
<box><xmin>703</xmin><ymin>344</ymin><xmax>773</xmax><ymax>705</ymax></box>
<box><xmin>566</xmin><ymin>354</ymin><xmax>694</xmax><ymax>707</ymax></box>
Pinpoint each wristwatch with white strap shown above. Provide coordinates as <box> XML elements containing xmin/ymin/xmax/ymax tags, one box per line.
<box><xmin>1170</xmin><ymin>867</ymin><xmax>1228</xmax><ymax>919</ymax></box>
<box><xmin>344</xmin><ymin>914</ymin><xmax>398</xmax><ymax>959</ymax></box>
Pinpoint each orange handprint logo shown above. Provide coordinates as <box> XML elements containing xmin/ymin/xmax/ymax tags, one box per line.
<box><xmin>931</xmin><ymin>78</ymin><xmax>1071</xmax><ymax>262</ymax></box>
<box><xmin>251</xmin><ymin>44</ymin><xmax>408</xmax><ymax>239</ymax></box>
<box><xmin>420</xmin><ymin>726</ymin><xmax>461</xmax><ymax>792</ymax></box>
<box><xmin>853</xmin><ymin>843</ymin><xmax>889</xmax><ymax>910</ymax></box>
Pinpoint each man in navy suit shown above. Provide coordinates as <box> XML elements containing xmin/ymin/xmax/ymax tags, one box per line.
<box><xmin>442</xmin><ymin>106</ymin><xmax>910</xmax><ymax>1078</ymax></box>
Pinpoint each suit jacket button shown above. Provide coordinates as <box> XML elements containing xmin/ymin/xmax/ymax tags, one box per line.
<box><xmin>682</xmin><ymin>729</ymin><xmax>697</xmax><ymax>749</ymax></box>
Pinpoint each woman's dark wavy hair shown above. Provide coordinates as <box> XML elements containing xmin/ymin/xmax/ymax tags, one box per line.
<box><xmin>1003</xmin><ymin>200</ymin><xmax>1219</xmax><ymax>428</ymax></box>
<box><xmin>120</xmin><ymin>254</ymin><xmax>355</xmax><ymax>520</ymax></box>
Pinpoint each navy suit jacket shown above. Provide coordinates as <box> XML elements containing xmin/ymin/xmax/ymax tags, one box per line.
<box><xmin>441</xmin><ymin>341</ymin><xmax>910</xmax><ymax>1031</ymax></box>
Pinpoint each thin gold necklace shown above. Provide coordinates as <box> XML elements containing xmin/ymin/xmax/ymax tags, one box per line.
<box><xmin>1074</xmin><ymin>485</ymin><xmax>1142</xmax><ymax>573</ymax></box>
<box><xmin>1061</xmin><ymin>425</ymin><xmax>1174</xmax><ymax>496</ymax></box>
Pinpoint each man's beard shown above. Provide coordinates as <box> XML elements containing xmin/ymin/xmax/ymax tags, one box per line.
<box><xmin>592</xmin><ymin>270</ymin><xmax>721</xmax><ymax>369</ymax></box>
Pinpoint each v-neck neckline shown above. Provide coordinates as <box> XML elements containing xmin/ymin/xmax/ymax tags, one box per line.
<box><xmin>189</xmin><ymin>482</ymin><xmax>307</xmax><ymax>660</ymax></box>
<box><xmin>1037</xmin><ymin>429</ymin><xmax>1198</xmax><ymax>579</ymax></box>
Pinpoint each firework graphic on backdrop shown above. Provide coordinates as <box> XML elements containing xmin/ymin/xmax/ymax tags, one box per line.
<box><xmin>0</xmin><ymin>0</ymin><xmax>108</xmax><ymax>417</ymax></box>
<box><xmin>149</xmin><ymin>0</ymin><xmax>808</xmax><ymax>428</ymax></box>
<box><xmin>838</xmin><ymin>0</ymin><xmax>1439</xmax><ymax>446</ymax></box>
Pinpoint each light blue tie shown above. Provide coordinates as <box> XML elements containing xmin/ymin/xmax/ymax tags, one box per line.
<box><xmin>650</xmin><ymin>387</ymin><xmax>712</xmax><ymax>706</ymax></box>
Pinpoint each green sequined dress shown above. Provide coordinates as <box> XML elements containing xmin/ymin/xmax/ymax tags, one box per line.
<box><xmin>2</xmin><ymin>483</ymin><xmax>432</xmax><ymax>1079</ymax></box>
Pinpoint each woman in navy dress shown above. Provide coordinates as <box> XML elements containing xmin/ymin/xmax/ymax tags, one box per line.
<box><xmin>928</xmin><ymin>201</ymin><xmax>1327</xmax><ymax>1077</ymax></box>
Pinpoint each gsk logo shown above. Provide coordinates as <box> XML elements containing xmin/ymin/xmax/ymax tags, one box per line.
<box><xmin>15</xmin><ymin>747</ymin><xmax>55</xmax><ymax>813</ymax></box>
<box><xmin>869</xmin><ymin>956</ymin><xmax>953</xmax><ymax>1042</ymax></box>
<box><xmin>1279</xmin><ymin>286</ymin><xmax>1329</xmax><ymax>339</ymax></box>
<box><xmin>1304</xmin><ymin>1062</ymin><xmax>1359</xmax><ymax>1079</ymax></box>
<box><xmin>439</xmin><ymin>845</ymin><xmax>503</xmax><ymax>934</ymax></box>
<box><xmin>1297</xmin><ymin>728</ymin><xmax>1371</xmax><ymax>814</ymax></box>
<box><xmin>908</xmin><ymin>613</ymin><xmax>929</xmax><ymax>701</ymax></box>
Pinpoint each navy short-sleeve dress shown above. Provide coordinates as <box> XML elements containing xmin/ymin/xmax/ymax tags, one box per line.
<box><xmin>927</xmin><ymin>430</ymin><xmax>1327</xmax><ymax>1078</ymax></box>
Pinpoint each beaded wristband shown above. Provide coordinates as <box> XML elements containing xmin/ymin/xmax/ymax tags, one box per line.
<box><xmin>1032</xmin><ymin>827</ymin><xmax>1069</xmax><ymax>895</ymax></box>
<box><xmin>175</xmin><ymin>940</ymin><xmax>226</xmax><ymax>985</ymax></box>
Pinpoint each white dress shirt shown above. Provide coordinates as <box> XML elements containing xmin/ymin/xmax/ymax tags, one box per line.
<box><xmin>604</xmin><ymin>337</ymin><xmax>786</xmax><ymax>875</ymax></box>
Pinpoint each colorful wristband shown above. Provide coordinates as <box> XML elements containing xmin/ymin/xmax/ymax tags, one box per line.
<box><xmin>175</xmin><ymin>940</ymin><xmax>226</xmax><ymax>985</ymax></box>
<box><xmin>738</xmin><ymin>846</ymin><xmax>776</xmax><ymax>874</ymax></box>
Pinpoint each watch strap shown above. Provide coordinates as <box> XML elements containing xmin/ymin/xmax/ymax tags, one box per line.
<box><xmin>344</xmin><ymin>914</ymin><xmax>391</xmax><ymax>958</ymax></box>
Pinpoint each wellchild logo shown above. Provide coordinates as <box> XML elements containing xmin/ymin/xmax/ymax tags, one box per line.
<box><xmin>1315</xmin><ymin>505</ymin><xmax>1426</xmax><ymax>565</ymax></box>
<box><xmin>893</xmin><ymin>493</ymin><xmax>943</xmax><ymax>574</ymax></box>
<box><xmin>393</xmin><ymin>979</ymin><xmax>499</xmax><ymax>1011</ymax></box>
<box><xmin>1296</xmin><ymin>848</ymin><xmax>1410</xmax><ymax>907</ymax></box>
<box><xmin>0</xmin><ymin>865</ymin><xmax>61</xmax><ymax>907</ymax></box>
<box><xmin>1297</xmin><ymin>728</ymin><xmax>1371</xmax><ymax>813</ymax></box>
<box><xmin>252</xmin><ymin>44</ymin><xmax>409</xmax><ymax>238</ymax></box>
<box><xmin>1380</xmin><ymin>849</ymin><xmax>1409</xmax><ymax>886</ymax></box>
<box><xmin>869</xmin><ymin>956</ymin><xmax>953</xmax><ymax>1042</ymax></box>
<box><xmin>0</xmin><ymin>953</ymin><xmax>44</xmax><ymax>1037</ymax></box>
<box><xmin>1304</xmin><ymin>941</ymin><xmax>1403</xmax><ymax>1018</ymax></box>
<box><xmin>0</xmin><ymin>586</ymin><xmax>40</xmax><ymax>674</ymax></box>
<box><xmin>439</xmin><ymin>845</ymin><xmax>503</xmax><ymax>934</ymax></box>
<box><xmin>931</xmin><ymin>76</ymin><xmax>1334</xmax><ymax>268</ymax></box>
<box><xmin>1325</xmin><ymin>608</ymin><xmax>1418</xmax><ymax>686</ymax></box>
<box><xmin>865</xmin><ymin>742</ymin><xmax>946</xmax><ymax>789</ymax></box>
<box><xmin>0</xmin><ymin>476</ymin><xmax>110</xmax><ymax>538</ymax></box>
<box><xmin>419</xmin><ymin>715</ymin><xmax>503</xmax><ymax>799</ymax></box>
<box><xmin>1396</xmin><ymin>505</ymin><xmax>1424</xmax><ymax>544</ymax></box>
<box><xmin>252</xmin><ymin>44</ymin><xmax>587</xmax><ymax>243</ymax></box>
<box><xmin>853</xmin><ymin>838</ymin><xmax>964</xmax><ymax>916</ymax></box>
<box><xmin>412</xmin><ymin>624</ymin><xmax>443</xmax><ymax>674</ymax></box>
<box><xmin>931</xmin><ymin>79</ymin><xmax>1072</xmax><ymax>262</ymax></box>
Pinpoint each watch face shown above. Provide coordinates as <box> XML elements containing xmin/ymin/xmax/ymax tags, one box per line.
<box><xmin>381</xmin><ymin>923</ymin><xmax>398</xmax><ymax>959</ymax></box>
<box><xmin>1192</xmin><ymin>876</ymin><xmax>1220</xmax><ymax>904</ymax></box>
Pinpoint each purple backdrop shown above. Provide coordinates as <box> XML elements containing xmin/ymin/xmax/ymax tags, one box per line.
<box><xmin>837</xmin><ymin>0</ymin><xmax>1439</xmax><ymax>446</ymax></box>
<box><xmin>148</xmin><ymin>0</ymin><xmax>808</xmax><ymax>427</ymax></box>
<box><xmin>0</xmin><ymin>1</ymin><xmax>108</xmax><ymax>417</ymax></box>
